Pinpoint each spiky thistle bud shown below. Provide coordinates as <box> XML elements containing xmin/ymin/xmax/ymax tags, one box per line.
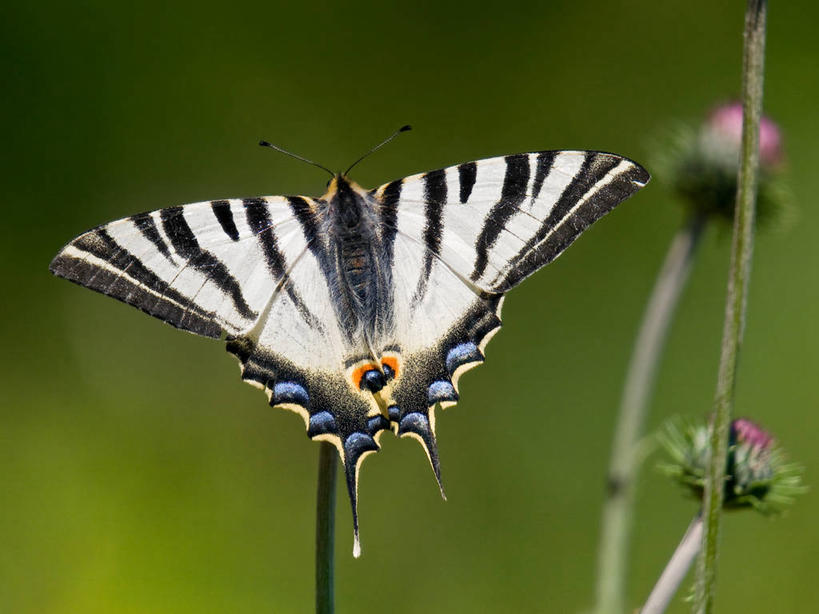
<box><xmin>659</xmin><ymin>417</ymin><xmax>805</xmax><ymax>514</ymax></box>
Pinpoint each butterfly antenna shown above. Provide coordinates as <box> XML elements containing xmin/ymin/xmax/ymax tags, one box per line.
<box><xmin>259</xmin><ymin>140</ymin><xmax>335</xmax><ymax>178</ymax></box>
<box><xmin>344</xmin><ymin>125</ymin><xmax>412</xmax><ymax>176</ymax></box>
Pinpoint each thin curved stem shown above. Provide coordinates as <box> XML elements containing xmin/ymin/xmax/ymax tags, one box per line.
<box><xmin>316</xmin><ymin>442</ymin><xmax>338</xmax><ymax>614</ymax></box>
<box><xmin>594</xmin><ymin>214</ymin><xmax>706</xmax><ymax>614</ymax></box>
<box><xmin>694</xmin><ymin>2</ymin><xmax>767</xmax><ymax>612</ymax></box>
<box><xmin>641</xmin><ymin>513</ymin><xmax>703</xmax><ymax>614</ymax></box>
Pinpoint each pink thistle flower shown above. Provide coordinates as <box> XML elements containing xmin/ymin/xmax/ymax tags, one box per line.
<box><xmin>706</xmin><ymin>102</ymin><xmax>783</xmax><ymax>168</ymax></box>
<box><xmin>659</xmin><ymin>416</ymin><xmax>804</xmax><ymax>514</ymax></box>
<box><xmin>658</xmin><ymin>102</ymin><xmax>789</xmax><ymax>224</ymax></box>
<box><xmin>731</xmin><ymin>417</ymin><xmax>773</xmax><ymax>450</ymax></box>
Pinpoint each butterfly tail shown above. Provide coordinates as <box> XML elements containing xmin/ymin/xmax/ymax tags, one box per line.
<box><xmin>340</xmin><ymin>431</ymin><xmax>381</xmax><ymax>558</ymax></box>
<box><xmin>397</xmin><ymin>408</ymin><xmax>447</xmax><ymax>500</ymax></box>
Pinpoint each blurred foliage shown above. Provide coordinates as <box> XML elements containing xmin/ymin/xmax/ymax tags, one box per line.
<box><xmin>2</xmin><ymin>1</ymin><xmax>818</xmax><ymax>612</ymax></box>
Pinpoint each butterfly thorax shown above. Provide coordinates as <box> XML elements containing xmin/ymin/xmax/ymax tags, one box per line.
<box><xmin>321</xmin><ymin>176</ymin><xmax>393</xmax><ymax>349</ymax></box>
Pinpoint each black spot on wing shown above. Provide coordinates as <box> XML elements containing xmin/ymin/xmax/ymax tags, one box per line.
<box><xmin>470</xmin><ymin>154</ymin><xmax>530</xmax><ymax>282</ymax></box>
<box><xmin>211</xmin><ymin>200</ymin><xmax>240</xmax><ymax>241</ymax></box>
<box><xmin>160</xmin><ymin>206</ymin><xmax>257</xmax><ymax>321</ymax></box>
<box><xmin>458</xmin><ymin>162</ymin><xmax>477</xmax><ymax>203</ymax></box>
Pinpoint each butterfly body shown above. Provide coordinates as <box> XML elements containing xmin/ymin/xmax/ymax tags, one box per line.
<box><xmin>51</xmin><ymin>149</ymin><xmax>649</xmax><ymax>555</ymax></box>
<box><xmin>323</xmin><ymin>176</ymin><xmax>394</xmax><ymax>348</ymax></box>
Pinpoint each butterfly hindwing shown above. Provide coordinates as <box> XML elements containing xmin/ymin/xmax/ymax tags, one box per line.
<box><xmin>224</xmin><ymin>197</ymin><xmax>389</xmax><ymax>554</ymax></box>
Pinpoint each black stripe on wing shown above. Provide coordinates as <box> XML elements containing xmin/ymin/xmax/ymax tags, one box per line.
<box><xmin>530</xmin><ymin>151</ymin><xmax>557</xmax><ymax>204</ymax></box>
<box><xmin>131</xmin><ymin>212</ymin><xmax>175</xmax><ymax>264</ymax></box>
<box><xmin>160</xmin><ymin>207</ymin><xmax>257</xmax><ymax>320</ymax></box>
<box><xmin>458</xmin><ymin>162</ymin><xmax>477</xmax><ymax>203</ymax></box>
<box><xmin>378</xmin><ymin>179</ymin><xmax>402</xmax><ymax>272</ymax></box>
<box><xmin>50</xmin><ymin>227</ymin><xmax>223</xmax><ymax>337</ymax></box>
<box><xmin>496</xmin><ymin>152</ymin><xmax>649</xmax><ymax>290</ymax></box>
<box><xmin>412</xmin><ymin>169</ymin><xmax>447</xmax><ymax>304</ymax></box>
<box><xmin>244</xmin><ymin>198</ymin><xmax>287</xmax><ymax>278</ymax></box>
<box><xmin>244</xmin><ymin>198</ymin><xmax>323</xmax><ymax>330</ymax></box>
<box><xmin>470</xmin><ymin>154</ymin><xmax>530</xmax><ymax>282</ymax></box>
<box><xmin>211</xmin><ymin>200</ymin><xmax>240</xmax><ymax>241</ymax></box>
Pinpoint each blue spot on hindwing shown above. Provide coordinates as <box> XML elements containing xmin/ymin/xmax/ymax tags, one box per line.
<box><xmin>367</xmin><ymin>415</ymin><xmax>389</xmax><ymax>435</ymax></box>
<box><xmin>399</xmin><ymin>412</ymin><xmax>430</xmax><ymax>434</ymax></box>
<box><xmin>308</xmin><ymin>411</ymin><xmax>337</xmax><ymax>437</ymax></box>
<box><xmin>427</xmin><ymin>380</ymin><xmax>458</xmax><ymax>404</ymax></box>
<box><xmin>445</xmin><ymin>342</ymin><xmax>482</xmax><ymax>373</ymax></box>
<box><xmin>272</xmin><ymin>381</ymin><xmax>310</xmax><ymax>407</ymax></box>
<box><xmin>388</xmin><ymin>405</ymin><xmax>401</xmax><ymax>422</ymax></box>
<box><xmin>344</xmin><ymin>432</ymin><xmax>379</xmax><ymax>460</ymax></box>
<box><xmin>382</xmin><ymin>362</ymin><xmax>395</xmax><ymax>381</ymax></box>
<box><xmin>360</xmin><ymin>369</ymin><xmax>386</xmax><ymax>393</ymax></box>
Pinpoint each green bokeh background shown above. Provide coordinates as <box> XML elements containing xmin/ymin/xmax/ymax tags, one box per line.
<box><xmin>3</xmin><ymin>1</ymin><xmax>817</xmax><ymax>612</ymax></box>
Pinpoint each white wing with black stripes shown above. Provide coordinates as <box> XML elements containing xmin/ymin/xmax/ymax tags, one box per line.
<box><xmin>51</xmin><ymin>193</ymin><xmax>390</xmax><ymax>555</ymax></box>
<box><xmin>369</xmin><ymin>151</ymin><xmax>649</xmax><ymax>498</ymax></box>
<box><xmin>52</xmin><ymin>198</ymin><xmax>308</xmax><ymax>338</ymax></box>
<box><xmin>50</xmin><ymin>148</ymin><xmax>648</xmax><ymax>557</ymax></box>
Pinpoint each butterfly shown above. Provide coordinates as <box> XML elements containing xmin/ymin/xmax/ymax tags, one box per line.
<box><xmin>50</xmin><ymin>132</ymin><xmax>649</xmax><ymax>556</ymax></box>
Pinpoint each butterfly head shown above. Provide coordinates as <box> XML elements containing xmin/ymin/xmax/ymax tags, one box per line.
<box><xmin>322</xmin><ymin>175</ymin><xmax>372</xmax><ymax>226</ymax></box>
<box><xmin>323</xmin><ymin>174</ymin><xmax>366</xmax><ymax>196</ymax></box>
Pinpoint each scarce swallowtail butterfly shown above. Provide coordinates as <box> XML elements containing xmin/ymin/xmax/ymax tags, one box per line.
<box><xmin>50</xmin><ymin>130</ymin><xmax>649</xmax><ymax>556</ymax></box>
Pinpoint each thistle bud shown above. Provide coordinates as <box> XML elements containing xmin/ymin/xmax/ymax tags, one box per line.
<box><xmin>659</xmin><ymin>417</ymin><xmax>805</xmax><ymax>514</ymax></box>
<box><xmin>655</xmin><ymin>102</ymin><xmax>788</xmax><ymax>224</ymax></box>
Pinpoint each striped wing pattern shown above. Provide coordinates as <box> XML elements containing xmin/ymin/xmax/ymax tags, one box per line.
<box><xmin>51</xmin><ymin>150</ymin><xmax>648</xmax><ymax>556</ymax></box>
<box><xmin>51</xmin><ymin>194</ymin><xmax>387</xmax><ymax>554</ymax></box>
<box><xmin>369</xmin><ymin>151</ymin><xmax>648</xmax><ymax>492</ymax></box>
<box><xmin>50</xmin><ymin>197</ymin><xmax>308</xmax><ymax>338</ymax></box>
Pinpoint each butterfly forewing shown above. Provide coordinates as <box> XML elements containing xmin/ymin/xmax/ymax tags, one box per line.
<box><xmin>383</xmin><ymin>151</ymin><xmax>649</xmax><ymax>294</ymax></box>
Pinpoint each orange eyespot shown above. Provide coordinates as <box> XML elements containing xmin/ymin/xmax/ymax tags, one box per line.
<box><xmin>351</xmin><ymin>363</ymin><xmax>378</xmax><ymax>389</ymax></box>
<box><xmin>381</xmin><ymin>356</ymin><xmax>399</xmax><ymax>379</ymax></box>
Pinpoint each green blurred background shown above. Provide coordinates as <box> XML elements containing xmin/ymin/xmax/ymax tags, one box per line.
<box><xmin>3</xmin><ymin>1</ymin><xmax>817</xmax><ymax>612</ymax></box>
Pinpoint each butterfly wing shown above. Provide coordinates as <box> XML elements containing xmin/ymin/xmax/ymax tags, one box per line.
<box><xmin>50</xmin><ymin>197</ymin><xmax>308</xmax><ymax>336</ymax></box>
<box><xmin>371</xmin><ymin>151</ymin><xmax>649</xmax><ymax>484</ymax></box>
<box><xmin>51</xmin><ymin>196</ymin><xmax>386</xmax><ymax>553</ymax></box>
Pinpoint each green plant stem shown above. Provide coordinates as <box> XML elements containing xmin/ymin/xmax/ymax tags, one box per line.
<box><xmin>594</xmin><ymin>214</ymin><xmax>706</xmax><ymax>614</ymax></box>
<box><xmin>316</xmin><ymin>442</ymin><xmax>337</xmax><ymax>614</ymax></box>
<box><xmin>641</xmin><ymin>513</ymin><xmax>703</xmax><ymax>614</ymax></box>
<box><xmin>694</xmin><ymin>2</ymin><xmax>767</xmax><ymax>613</ymax></box>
